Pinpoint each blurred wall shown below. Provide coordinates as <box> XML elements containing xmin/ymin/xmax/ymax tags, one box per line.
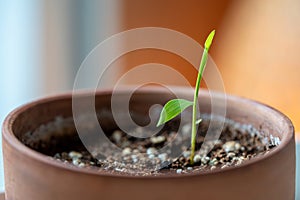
<box><xmin>117</xmin><ymin>0</ymin><xmax>231</xmax><ymax>87</ymax></box>
<box><xmin>0</xmin><ymin>0</ymin><xmax>44</xmax><ymax>191</ymax></box>
<box><xmin>216</xmin><ymin>0</ymin><xmax>300</xmax><ymax>131</ymax></box>
<box><xmin>0</xmin><ymin>0</ymin><xmax>121</xmax><ymax>191</ymax></box>
<box><xmin>43</xmin><ymin>0</ymin><xmax>121</xmax><ymax>93</ymax></box>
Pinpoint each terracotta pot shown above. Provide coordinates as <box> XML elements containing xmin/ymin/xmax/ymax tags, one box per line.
<box><xmin>2</xmin><ymin>87</ymin><xmax>295</xmax><ymax>200</ymax></box>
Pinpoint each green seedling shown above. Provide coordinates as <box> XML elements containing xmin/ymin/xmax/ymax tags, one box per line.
<box><xmin>156</xmin><ymin>30</ymin><xmax>215</xmax><ymax>164</ymax></box>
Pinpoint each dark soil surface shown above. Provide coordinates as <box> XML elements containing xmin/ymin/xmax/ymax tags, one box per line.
<box><xmin>22</xmin><ymin>114</ymin><xmax>280</xmax><ymax>176</ymax></box>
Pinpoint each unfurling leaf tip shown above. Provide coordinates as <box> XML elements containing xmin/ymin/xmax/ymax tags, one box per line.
<box><xmin>204</xmin><ymin>30</ymin><xmax>215</xmax><ymax>50</ymax></box>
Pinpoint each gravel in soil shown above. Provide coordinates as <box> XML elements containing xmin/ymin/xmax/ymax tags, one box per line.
<box><xmin>46</xmin><ymin>116</ymin><xmax>281</xmax><ymax>176</ymax></box>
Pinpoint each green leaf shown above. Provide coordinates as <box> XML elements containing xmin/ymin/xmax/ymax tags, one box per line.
<box><xmin>195</xmin><ymin>118</ymin><xmax>202</xmax><ymax>125</ymax></box>
<box><xmin>204</xmin><ymin>30</ymin><xmax>215</xmax><ymax>51</ymax></box>
<box><xmin>156</xmin><ymin>99</ymin><xmax>193</xmax><ymax>127</ymax></box>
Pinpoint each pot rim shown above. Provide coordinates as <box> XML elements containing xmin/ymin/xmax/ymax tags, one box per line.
<box><xmin>2</xmin><ymin>86</ymin><xmax>295</xmax><ymax>179</ymax></box>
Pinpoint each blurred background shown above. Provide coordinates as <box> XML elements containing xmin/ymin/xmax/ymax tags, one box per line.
<box><xmin>0</xmin><ymin>0</ymin><xmax>299</xmax><ymax>198</ymax></box>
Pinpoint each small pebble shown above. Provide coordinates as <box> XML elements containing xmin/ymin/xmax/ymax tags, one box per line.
<box><xmin>262</xmin><ymin>137</ymin><xmax>269</xmax><ymax>145</ymax></box>
<box><xmin>158</xmin><ymin>153</ymin><xmax>168</xmax><ymax>162</ymax></box>
<box><xmin>133</xmin><ymin>149</ymin><xmax>140</xmax><ymax>154</ymax></box>
<box><xmin>123</xmin><ymin>156</ymin><xmax>130</xmax><ymax>161</ymax></box>
<box><xmin>221</xmin><ymin>164</ymin><xmax>229</xmax><ymax>169</ymax></box>
<box><xmin>201</xmin><ymin>156</ymin><xmax>210</xmax><ymax>164</ymax></box>
<box><xmin>148</xmin><ymin>154</ymin><xmax>155</xmax><ymax>159</ymax></box>
<box><xmin>146</xmin><ymin>147</ymin><xmax>157</xmax><ymax>155</ymax></box>
<box><xmin>78</xmin><ymin>163</ymin><xmax>85</xmax><ymax>168</ymax></box>
<box><xmin>176</xmin><ymin>169</ymin><xmax>183</xmax><ymax>174</ymax></box>
<box><xmin>227</xmin><ymin>152</ymin><xmax>236</xmax><ymax>158</ymax></box>
<box><xmin>235</xmin><ymin>143</ymin><xmax>241</xmax><ymax>150</ymax></box>
<box><xmin>236</xmin><ymin>159</ymin><xmax>243</xmax><ymax>165</ymax></box>
<box><xmin>187</xmin><ymin>167</ymin><xmax>193</xmax><ymax>171</ymax></box>
<box><xmin>209</xmin><ymin>158</ymin><xmax>218</xmax><ymax>166</ymax></box>
<box><xmin>112</xmin><ymin>130</ymin><xmax>122</xmax><ymax>143</ymax></box>
<box><xmin>131</xmin><ymin>154</ymin><xmax>138</xmax><ymax>160</ymax></box>
<box><xmin>69</xmin><ymin>151</ymin><xmax>82</xmax><ymax>159</ymax></box>
<box><xmin>193</xmin><ymin>154</ymin><xmax>201</xmax><ymax>163</ymax></box>
<box><xmin>115</xmin><ymin>168</ymin><xmax>124</xmax><ymax>172</ymax></box>
<box><xmin>72</xmin><ymin>159</ymin><xmax>80</xmax><ymax>166</ymax></box>
<box><xmin>232</xmin><ymin>157</ymin><xmax>239</xmax><ymax>162</ymax></box>
<box><xmin>150</xmin><ymin>136</ymin><xmax>166</xmax><ymax>144</ymax></box>
<box><xmin>270</xmin><ymin>135</ymin><xmax>281</xmax><ymax>146</ymax></box>
<box><xmin>122</xmin><ymin>147</ymin><xmax>132</xmax><ymax>156</ymax></box>
<box><xmin>223</xmin><ymin>141</ymin><xmax>240</xmax><ymax>152</ymax></box>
